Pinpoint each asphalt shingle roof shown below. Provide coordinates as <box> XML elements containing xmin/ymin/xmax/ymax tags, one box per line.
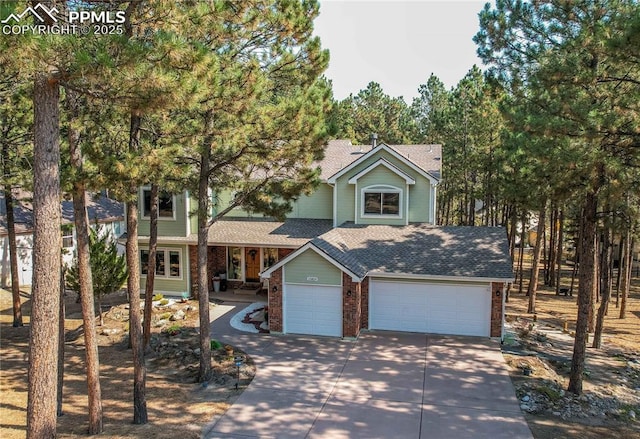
<box><xmin>311</xmin><ymin>223</ymin><xmax>514</xmax><ymax>280</ymax></box>
<box><xmin>1</xmin><ymin>191</ymin><xmax>124</xmax><ymax>236</ymax></box>
<box><xmin>208</xmin><ymin>218</ymin><xmax>334</xmax><ymax>247</ymax></box>
<box><xmin>315</xmin><ymin>139</ymin><xmax>442</xmax><ymax>181</ymax></box>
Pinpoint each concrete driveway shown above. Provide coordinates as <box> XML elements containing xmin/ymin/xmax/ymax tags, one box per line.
<box><xmin>204</xmin><ymin>303</ymin><xmax>533</xmax><ymax>439</ymax></box>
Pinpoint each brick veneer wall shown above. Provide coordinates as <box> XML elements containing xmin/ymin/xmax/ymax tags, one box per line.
<box><xmin>268</xmin><ymin>267</ymin><xmax>283</xmax><ymax>333</ymax></box>
<box><xmin>342</xmin><ymin>273</ymin><xmax>362</xmax><ymax>338</ymax></box>
<box><xmin>360</xmin><ymin>277</ymin><xmax>370</xmax><ymax>329</ymax></box>
<box><xmin>490</xmin><ymin>282</ymin><xmax>504</xmax><ymax>337</ymax></box>
<box><xmin>278</xmin><ymin>248</ymin><xmax>293</xmax><ymax>259</ymax></box>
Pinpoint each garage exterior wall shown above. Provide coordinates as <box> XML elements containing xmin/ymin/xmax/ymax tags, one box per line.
<box><xmin>268</xmin><ymin>266</ymin><xmax>505</xmax><ymax>339</ymax></box>
<box><xmin>490</xmin><ymin>282</ymin><xmax>504</xmax><ymax>337</ymax></box>
<box><xmin>342</xmin><ymin>273</ymin><xmax>362</xmax><ymax>338</ymax></box>
<box><xmin>268</xmin><ymin>267</ymin><xmax>284</xmax><ymax>333</ymax></box>
<box><xmin>284</xmin><ymin>249</ymin><xmax>342</xmax><ymax>285</ymax></box>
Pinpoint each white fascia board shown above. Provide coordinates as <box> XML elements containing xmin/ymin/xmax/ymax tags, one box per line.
<box><xmin>261</xmin><ymin>242</ymin><xmax>364</xmax><ymax>282</ymax></box>
<box><xmin>367</xmin><ymin>271</ymin><xmax>515</xmax><ymax>283</ymax></box>
<box><xmin>347</xmin><ymin>158</ymin><xmax>416</xmax><ymax>185</ymax></box>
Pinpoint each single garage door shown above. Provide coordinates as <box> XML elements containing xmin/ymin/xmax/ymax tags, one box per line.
<box><xmin>284</xmin><ymin>284</ymin><xmax>342</xmax><ymax>337</ymax></box>
<box><xmin>370</xmin><ymin>280</ymin><xmax>491</xmax><ymax>336</ymax></box>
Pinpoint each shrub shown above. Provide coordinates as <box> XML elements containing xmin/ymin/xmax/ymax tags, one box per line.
<box><xmin>164</xmin><ymin>324</ymin><xmax>182</xmax><ymax>336</ymax></box>
<box><xmin>159</xmin><ymin>298</ymin><xmax>169</xmax><ymax>306</ymax></box>
<box><xmin>537</xmin><ymin>385</ymin><xmax>562</xmax><ymax>402</ymax></box>
<box><xmin>153</xmin><ymin>293</ymin><xmax>164</xmax><ymax>301</ymax></box>
<box><xmin>210</xmin><ymin>339</ymin><xmax>222</xmax><ymax>350</ymax></box>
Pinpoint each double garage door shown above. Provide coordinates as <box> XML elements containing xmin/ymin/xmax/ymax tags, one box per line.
<box><xmin>370</xmin><ymin>280</ymin><xmax>491</xmax><ymax>337</ymax></box>
<box><xmin>282</xmin><ymin>280</ymin><xmax>492</xmax><ymax>338</ymax></box>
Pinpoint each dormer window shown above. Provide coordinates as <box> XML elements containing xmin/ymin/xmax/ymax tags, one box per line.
<box><xmin>362</xmin><ymin>186</ymin><xmax>402</xmax><ymax>217</ymax></box>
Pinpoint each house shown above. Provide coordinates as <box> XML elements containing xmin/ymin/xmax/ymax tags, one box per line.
<box><xmin>0</xmin><ymin>190</ymin><xmax>125</xmax><ymax>287</ymax></box>
<box><xmin>134</xmin><ymin>139</ymin><xmax>514</xmax><ymax>339</ymax></box>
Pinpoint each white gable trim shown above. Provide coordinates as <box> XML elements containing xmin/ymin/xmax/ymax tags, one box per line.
<box><xmin>261</xmin><ymin>242</ymin><xmax>363</xmax><ymax>282</ymax></box>
<box><xmin>347</xmin><ymin>158</ymin><xmax>416</xmax><ymax>185</ymax></box>
<box><xmin>327</xmin><ymin>143</ymin><xmax>439</xmax><ymax>185</ymax></box>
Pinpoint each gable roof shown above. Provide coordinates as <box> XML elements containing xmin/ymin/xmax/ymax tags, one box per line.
<box><xmin>263</xmin><ymin>223</ymin><xmax>514</xmax><ymax>282</ymax></box>
<box><xmin>316</xmin><ymin>139</ymin><xmax>442</xmax><ymax>182</ymax></box>
<box><xmin>347</xmin><ymin>158</ymin><xmax>416</xmax><ymax>185</ymax></box>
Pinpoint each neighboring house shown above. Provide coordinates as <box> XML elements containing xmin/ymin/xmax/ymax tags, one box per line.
<box><xmin>134</xmin><ymin>139</ymin><xmax>514</xmax><ymax>339</ymax></box>
<box><xmin>0</xmin><ymin>190</ymin><xmax>125</xmax><ymax>287</ymax></box>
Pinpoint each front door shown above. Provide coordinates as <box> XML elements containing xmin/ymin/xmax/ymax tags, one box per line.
<box><xmin>244</xmin><ymin>247</ymin><xmax>261</xmax><ymax>282</ymax></box>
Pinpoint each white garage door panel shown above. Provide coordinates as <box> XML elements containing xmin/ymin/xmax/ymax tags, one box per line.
<box><xmin>370</xmin><ymin>281</ymin><xmax>491</xmax><ymax>337</ymax></box>
<box><xmin>285</xmin><ymin>284</ymin><xmax>342</xmax><ymax>337</ymax></box>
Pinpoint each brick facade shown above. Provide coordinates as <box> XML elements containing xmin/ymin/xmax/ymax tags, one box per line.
<box><xmin>490</xmin><ymin>282</ymin><xmax>504</xmax><ymax>337</ymax></box>
<box><xmin>268</xmin><ymin>267</ymin><xmax>283</xmax><ymax>333</ymax></box>
<box><xmin>360</xmin><ymin>277</ymin><xmax>370</xmax><ymax>329</ymax></box>
<box><xmin>342</xmin><ymin>273</ymin><xmax>362</xmax><ymax>338</ymax></box>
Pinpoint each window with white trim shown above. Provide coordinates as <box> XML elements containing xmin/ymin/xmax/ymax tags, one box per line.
<box><xmin>363</xmin><ymin>190</ymin><xmax>401</xmax><ymax>216</ymax></box>
<box><xmin>142</xmin><ymin>188</ymin><xmax>175</xmax><ymax>219</ymax></box>
<box><xmin>141</xmin><ymin>248</ymin><xmax>182</xmax><ymax>279</ymax></box>
<box><xmin>61</xmin><ymin>224</ymin><xmax>74</xmax><ymax>248</ymax></box>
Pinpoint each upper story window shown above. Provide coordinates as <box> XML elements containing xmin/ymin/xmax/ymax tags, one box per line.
<box><xmin>141</xmin><ymin>188</ymin><xmax>175</xmax><ymax>219</ymax></box>
<box><xmin>363</xmin><ymin>188</ymin><xmax>401</xmax><ymax>216</ymax></box>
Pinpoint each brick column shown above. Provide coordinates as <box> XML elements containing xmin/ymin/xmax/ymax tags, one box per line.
<box><xmin>268</xmin><ymin>267</ymin><xmax>283</xmax><ymax>333</ymax></box>
<box><xmin>342</xmin><ymin>273</ymin><xmax>362</xmax><ymax>338</ymax></box>
<box><xmin>360</xmin><ymin>277</ymin><xmax>370</xmax><ymax>330</ymax></box>
<box><xmin>490</xmin><ymin>282</ymin><xmax>504</xmax><ymax>337</ymax></box>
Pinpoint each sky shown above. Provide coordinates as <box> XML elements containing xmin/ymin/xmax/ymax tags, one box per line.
<box><xmin>313</xmin><ymin>0</ymin><xmax>488</xmax><ymax>103</ymax></box>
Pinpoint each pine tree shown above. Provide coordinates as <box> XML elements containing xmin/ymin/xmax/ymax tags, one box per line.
<box><xmin>476</xmin><ymin>0</ymin><xmax>640</xmax><ymax>394</ymax></box>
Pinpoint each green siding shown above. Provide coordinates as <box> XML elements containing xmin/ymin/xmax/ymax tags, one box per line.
<box><xmin>189</xmin><ymin>192</ymin><xmax>198</xmax><ymax>234</ymax></box>
<box><xmin>139</xmin><ymin>243</ymin><xmax>189</xmax><ymax>295</ymax></box>
<box><xmin>216</xmin><ymin>185</ymin><xmax>333</xmax><ymax>220</ymax></box>
<box><xmin>408</xmin><ymin>179</ymin><xmax>432</xmax><ymax>223</ymax></box>
<box><xmin>335</xmin><ymin>178</ymin><xmax>355</xmax><ymax>225</ymax></box>
<box><xmin>284</xmin><ymin>249</ymin><xmax>342</xmax><ymax>286</ymax></box>
<box><xmin>138</xmin><ymin>191</ymin><xmax>188</xmax><ymax>237</ymax></box>
<box><xmin>334</xmin><ymin>149</ymin><xmax>434</xmax><ymax>225</ymax></box>
<box><xmin>214</xmin><ymin>189</ymin><xmax>265</xmax><ymax>218</ymax></box>
<box><xmin>288</xmin><ymin>184</ymin><xmax>332</xmax><ymax>219</ymax></box>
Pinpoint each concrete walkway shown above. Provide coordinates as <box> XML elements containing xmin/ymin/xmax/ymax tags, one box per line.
<box><xmin>204</xmin><ymin>302</ymin><xmax>533</xmax><ymax>439</ymax></box>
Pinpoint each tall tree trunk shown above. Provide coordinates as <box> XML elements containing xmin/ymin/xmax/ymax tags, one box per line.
<box><xmin>68</xmin><ymin>88</ymin><xmax>103</xmax><ymax>435</ymax></box>
<box><xmin>3</xmin><ymin>186</ymin><xmax>23</xmax><ymax>326</ymax></box>
<box><xmin>518</xmin><ymin>211</ymin><xmax>526</xmax><ymax>294</ymax></box>
<box><xmin>593</xmin><ymin>221</ymin><xmax>612</xmax><ymax>348</ymax></box>
<box><xmin>127</xmin><ymin>112</ymin><xmax>148</xmax><ymax>424</ymax></box>
<box><xmin>197</xmin><ymin>112</ymin><xmax>213</xmax><ymax>383</ymax></box>
<box><xmin>588</xmin><ymin>238</ymin><xmax>598</xmax><ymax>332</ymax></box>
<box><xmin>555</xmin><ymin>209</ymin><xmax>564</xmax><ymax>295</ymax></box>
<box><xmin>143</xmin><ymin>184</ymin><xmax>159</xmax><ymax>349</ymax></box>
<box><xmin>506</xmin><ymin>206</ymin><xmax>518</xmax><ymax>303</ymax></box>
<box><xmin>619</xmin><ymin>234</ymin><xmax>632</xmax><ymax>319</ymax></box>
<box><xmin>57</xmin><ymin>263</ymin><xmax>65</xmax><ymax>417</ymax></box>
<box><xmin>527</xmin><ymin>200</ymin><xmax>547</xmax><ymax>313</ymax></box>
<box><xmin>615</xmin><ymin>234</ymin><xmax>624</xmax><ymax>307</ymax></box>
<box><xmin>568</xmin><ymin>190</ymin><xmax>598</xmax><ymax>395</ymax></box>
<box><xmin>27</xmin><ymin>71</ymin><xmax>61</xmax><ymax>439</ymax></box>
<box><xmin>547</xmin><ymin>206</ymin><xmax>557</xmax><ymax>286</ymax></box>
